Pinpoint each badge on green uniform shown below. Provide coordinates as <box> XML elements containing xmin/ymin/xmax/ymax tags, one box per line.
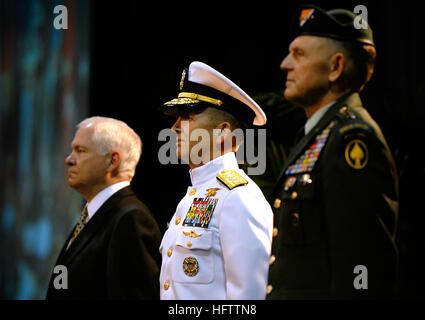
<box><xmin>345</xmin><ymin>139</ymin><xmax>368</xmax><ymax>169</ymax></box>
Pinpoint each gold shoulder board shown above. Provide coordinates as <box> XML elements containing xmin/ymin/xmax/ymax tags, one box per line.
<box><xmin>216</xmin><ymin>170</ymin><xmax>248</xmax><ymax>190</ymax></box>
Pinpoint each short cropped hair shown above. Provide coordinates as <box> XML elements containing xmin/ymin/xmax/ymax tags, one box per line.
<box><xmin>78</xmin><ymin>116</ymin><xmax>142</xmax><ymax>180</ymax></box>
<box><xmin>176</xmin><ymin>106</ymin><xmax>249</xmax><ymax>131</ymax></box>
<box><xmin>329</xmin><ymin>38</ymin><xmax>377</xmax><ymax>92</ymax></box>
<box><xmin>205</xmin><ymin>107</ymin><xmax>249</xmax><ymax>131</ymax></box>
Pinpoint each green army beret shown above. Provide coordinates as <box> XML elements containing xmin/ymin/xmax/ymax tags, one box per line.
<box><xmin>291</xmin><ymin>4</ymin><xmax>374</xmax><ymax>46</ymax></box>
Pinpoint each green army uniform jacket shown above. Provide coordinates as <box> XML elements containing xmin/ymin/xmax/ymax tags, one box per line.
<box><xmin>267</xmin><ymin>92</ymin><xmax>399</xmax><ymax>299</ymax></box>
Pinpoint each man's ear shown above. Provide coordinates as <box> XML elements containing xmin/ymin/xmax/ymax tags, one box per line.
<box><xmin>108</xmin><ymin>151</ymin><xmax>121</xmax><ymax>174</ymax></box>
<box><xmin>215</xmin><ymin>122</ymin><xmax>232</xmax><ymax>144</ymax></box>
<box><xmin>328</xmin><ymin>52</ymin><xmax>346</xmax><ymax>83</ymax></box>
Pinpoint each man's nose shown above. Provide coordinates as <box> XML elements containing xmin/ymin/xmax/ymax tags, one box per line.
<box><xmin>280</xmin><ymin>54</ymin><xmax>291</xmax><ymax>71</ymax></box>
<box><xmin>171</xmin><ymin>117</ymin><xmax>182</xmax><ymax>133</ymax></box>
<box><xmin>65</xmin><ymin>153</ymin><xmax>75</xmax><ymax>166</ymax></box>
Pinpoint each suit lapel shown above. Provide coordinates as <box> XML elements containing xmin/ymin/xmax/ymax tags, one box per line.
<box><xmin>55</xmin><ymin>230</ymin><xmax>74</xmax><ymax>265</ymax></box>
<box><xmin>59</xmin><ymin>186</ymin><xmax>134</xmax><ymax>266</ymax></box>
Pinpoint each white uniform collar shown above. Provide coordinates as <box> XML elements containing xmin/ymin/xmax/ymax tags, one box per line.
<box><xmin>304</xmin><ymin>101</ymin><xmax>336</xmax><ymax>135</ymax></box>
<box><xmin>189</xmin><ymin>152</ymin><xmax>239</xmax><ymax>186</ymax></box>
<box><xmin>86</xmin><ymin>181</ymin><xmax>130</xmax><ymax>221</ymax></box>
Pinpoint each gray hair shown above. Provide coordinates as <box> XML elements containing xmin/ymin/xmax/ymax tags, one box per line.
<box><xmin>78</xmin><ymin>116</ymin><xmax>142</xmax><ymax>180</ymax></box>
<box><xmin>324</xmin><ymin>37</ymin><xmax>377</xmax><ymax>92</ymax></box>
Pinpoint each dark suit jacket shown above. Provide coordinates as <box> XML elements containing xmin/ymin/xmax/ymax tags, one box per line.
<box><xmin>46</xmin><ymin>186</ymin><xmax>162</xmax><ymax>299</ymax></box>
<box><xmin>267</xmin><ymin>92</ymin><xmax>399</xmax><ymax>299</ymax></box>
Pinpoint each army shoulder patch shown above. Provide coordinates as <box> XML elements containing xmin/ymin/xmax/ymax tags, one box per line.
<box><xmin>216</xmin><ymin>170</ymin><xmax>248</xmax><ymax>190</ymax></box>
<box><xmin>183</xmin><ymin>197</ymin><xmax>218</xmax><ymax>228</ymax></box>
<box><xmin>345</xmin><ymin>139</ymin><xmax>368</xmax><ymax>169</ymax></box>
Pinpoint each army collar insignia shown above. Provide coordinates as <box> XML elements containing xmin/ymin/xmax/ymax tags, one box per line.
<box><xmin>285</xmin><ymin>121</ymin><xmax>334</xmax><ymax>175</ymax></box>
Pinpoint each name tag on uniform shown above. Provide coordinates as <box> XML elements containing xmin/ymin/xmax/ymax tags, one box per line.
<box><xmin>183</xmin><ymin>197</ymin><xmax>218</xmax><ymax>228</ymax></box>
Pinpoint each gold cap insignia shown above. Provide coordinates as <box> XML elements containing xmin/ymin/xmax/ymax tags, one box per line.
<box><xmin>180</xmin><ymin>69</ymin><xmax>187</xmax><ymax>91</ymax></box>
<box><xmin>216</xmin><ymin>170</ymin><xmax>248</xmax><ymax>190</ymax></box>
<box><xmin>345</xmin><ymin>139</ymin><xmax>368</xmax><ymax>169</ymax></box>
<box><xmin>205</xmin><ymin>188</ymin><xmax>221</xmax><ymax>197</ymax></box>
<box><xmin>183</xmin><ymin>256</ymin><xmax>199</xmax><ymax>277</ymax></box>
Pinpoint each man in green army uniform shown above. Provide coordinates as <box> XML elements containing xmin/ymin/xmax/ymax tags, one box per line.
<box><xmin>267</xmin><ymin>4</ymin><xmax>399</xmax><ymax>299</ymax></box>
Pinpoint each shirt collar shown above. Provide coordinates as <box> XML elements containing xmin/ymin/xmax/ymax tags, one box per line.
<box><xmin>304</xmin><ymin>101</ymin><xmax>336</xmax><ymax>135</ymax></box>
<box><xmin>86</xmin><ymin>181</ymin><xmax>130</xmax><ymax>221</ymax></box>
<box><xmin>189</xmin><ymin>152</ymin><xmax>239</xmax><ymax>186</ymax></box>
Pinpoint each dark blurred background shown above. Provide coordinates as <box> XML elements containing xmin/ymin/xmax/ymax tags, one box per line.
<box><xmin>1</xmin><ymin>0</ymin><xmax>424</xmax><ymax>299</ymax></box>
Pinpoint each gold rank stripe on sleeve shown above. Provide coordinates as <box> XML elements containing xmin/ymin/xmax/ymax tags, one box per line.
<box><xmin>216</xmin><ymin>170</ymin><xmax>248</xmax><ymax>190</ymax></box>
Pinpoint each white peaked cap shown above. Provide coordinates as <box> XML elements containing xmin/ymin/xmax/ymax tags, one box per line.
<box><xmin>188</xmin><ymin>61</ymin><xmax>267</xmax><ymax>126</ymax></box>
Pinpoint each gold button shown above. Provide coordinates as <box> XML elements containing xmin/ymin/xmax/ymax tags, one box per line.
<box><xmin>164</xmin><ymin>281</ymin><xmax>170</xmax><ymax>290</ymax></box>
<box><xmin>187</xmin><ymin>241</ymin><xmax>192</xmax><ymax>247</ymax></box>
<box><xmin>291</xmin><ymin>213</ymin><xmax>300</xmax><ymax>227</ymax></box>
<box><xmin>291</xmin><ymin>191</ymin><xmax>298</xmax><ymax>199</ymax></box>
<box><xmin>273</xmin><ymin>227</ymin><xmax>278</xmax><ymax>237</ymax></box>
<box><xmin>273</xmin><ymin>198</ymin><xmax>281</xmax><ymax>209</ymax></box>
<box><xmin>175</xmin><ymin>217</ymin><xmax>181</xmax><ymax>225</ymax></box>
<box><xmin>266</xmin><ymin>285</ymin><xmax>273</xmax><ymax>295</ymax></box>
<box><xmin>167</xmin><ymin>248</ymin><xmax>173</xmax><ymax>257</ymax></box>
<box><xmin>269</xmin><ymin>255</ymin><xmax>276</xmax><ymax>265</ymax></box>
<box><xmin>189</xmin><ymin>188</ymin><xmax>196</xmax><ymax>196</ymax></box>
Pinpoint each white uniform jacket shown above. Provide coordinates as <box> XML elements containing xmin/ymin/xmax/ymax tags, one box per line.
<box><xmin>159</xmin><ymin>152</ymin><xmax>273</xmax><ymax>299</ymax></box>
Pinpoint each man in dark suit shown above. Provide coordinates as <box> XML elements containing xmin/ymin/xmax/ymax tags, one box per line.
<box><xmin>267</xmin><ymin>5</ymin><xmax>399</xmax><ymax>299</ymax></box>
<box><xmin>46</xmin><ymin>116</ymin><xmax>162</xmax><ymax>299</ymax></box>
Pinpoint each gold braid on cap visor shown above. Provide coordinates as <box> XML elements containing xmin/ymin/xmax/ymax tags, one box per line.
<box><xmin>164</xmin><ymin>92</ymin><xmax>223</xmax><ymax>106</ymax></box>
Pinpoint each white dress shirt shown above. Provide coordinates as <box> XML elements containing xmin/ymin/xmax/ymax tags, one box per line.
<box><xmin>304</xmin><ymin>101</ymin><xmax>335</xmax><ymax>135</ymax></box>
<box><xmin>159</xmin><ymin>152</ymin><xmax>273</xmax><ymax>300</ymax></box>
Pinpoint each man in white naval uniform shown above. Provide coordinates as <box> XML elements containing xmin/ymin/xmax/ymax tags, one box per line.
<box><xmin>158</xmin><ymin>61</ymin><xmax>273</xmax><ymax>299</ymax></box>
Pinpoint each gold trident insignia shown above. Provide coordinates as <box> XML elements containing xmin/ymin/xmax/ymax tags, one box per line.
<box><xmin>205</xmin><ymin>188</ymin><xmax>221</xmax><ymax>197</ymax></box>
